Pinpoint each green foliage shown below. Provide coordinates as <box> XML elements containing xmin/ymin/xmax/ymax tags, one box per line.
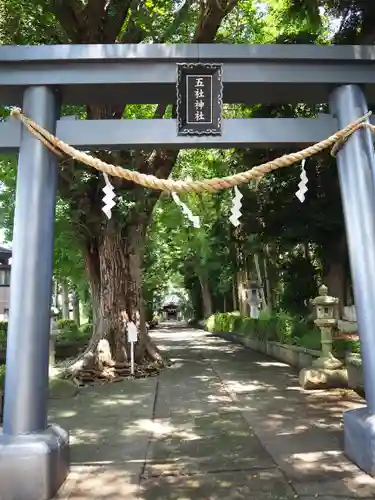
<box><xmin>205</xmin><ymin>311</ymin><xmax>297</xmax><ymax>343</ymax></box>
<box><xmin>0</xmin><ymin>364</ymin><xmax>5</xmax><ymax>392</ymax></box>
<box><xmin>0</xmin><ymin>319</ymin><xmax>92</xmax><ymax>358</ymax></box>
<box><xmin>0</xmin><ymin>321</ymin><xmax>7</xmax><ymax>349</ymax></box>
<box><xmin>55</xmin><ymin>319</ymin><xmax>91</xmax><ymax>345</ymax></box>
<box><xmin>1</xmin><ymin>0</ymin><xmax>374</xmax><ymax>348</ymax></box>
<box><xmin>56</xmin><ymin>319</ymin><xmax>78</xmax><ymax>331</ymax></box>
<box><xmin>206</xmin><ymin>311</ymin><xmax>360</xmax><ymax>354</ymax></box>
<box><xmin>79</xmin><ymin>322</ymin><xmax>93</xmax><ymax>335</ymax></box>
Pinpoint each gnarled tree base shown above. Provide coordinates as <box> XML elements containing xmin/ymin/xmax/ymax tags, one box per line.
<box><xmin>61</xmin><ymin>336</ymin><xmax>169</xmax><ymax>386</ymax></box>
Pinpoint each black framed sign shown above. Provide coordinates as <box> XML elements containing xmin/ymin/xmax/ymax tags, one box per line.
<box><xmin>176</xmin><ymin>63</ymin><xmax>223</xmax><ymax>136</ymax></box>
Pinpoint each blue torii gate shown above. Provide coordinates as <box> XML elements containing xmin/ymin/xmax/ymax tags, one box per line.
<box><xmin>1</xmin><ymin>43</ymin><xmax>375</xmax><ymax>499</ymax></box>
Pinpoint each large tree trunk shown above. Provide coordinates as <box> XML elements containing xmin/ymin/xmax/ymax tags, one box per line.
<box><xmin>199</xmin><ymin>276</ymin><xmax>213</xmax><ymax>317</ymax></box>
<box><xmin>237</xmin><ymin>268</ymin><xmax>248</xmax><ymax>316</ymax></box>
<box><xmin>232</xmin><ymin>278</ymin><xmax>238</xmax><ymax>311</ymax></box>
<box><xmin>62</xmin><ymin>280</ymin><xmax>70</xmax><ymax>319</ymax></box>
<box><xmin>72</xmin><ymin>292</ymin><xmax>80</xmax><ymax>326</ymax></box>
<box><xmin>83</xmin><ymin>241</ymin><xmax>102</xmax><ymax>348</ymax></box>
<box><xmin>323</xmin><ymin>234</ymin><xmax>347</xmax><ymax>317</ymax></box>
<box><xmin>263</xmin><ymin>254</ymin><xmax>272</xmax><ymax>311</ymax></box>
<box><xmin>68</xmin><ymin>220</ymin><xmax>162</xmax><ymax>377</ymax></box>
<box><xmin>52</xmin><ymin>0</ymin><xmax>240</xmax><ymax>381</ymax></box>
<box><xmin>99</xmin><ymin>221</ymin><xmax>148</xmax><ymax>363</ymax></box>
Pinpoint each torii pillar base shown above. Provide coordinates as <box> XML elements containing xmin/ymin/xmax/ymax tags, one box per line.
<box><xmin>0</xmin><ymin>424</ymin><xmax>69</xmax><ymax>500</ymax></box>
<box><xmin>344</xmin><ymin>408</ymin><xmax>375</xmax><ymax>477</ymax></box>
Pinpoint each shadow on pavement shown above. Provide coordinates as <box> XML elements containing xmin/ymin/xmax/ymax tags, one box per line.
<box><xmin>53</xmin><ymin>323</ymin><xmax>375</xmax><ymax>499</ymax></box>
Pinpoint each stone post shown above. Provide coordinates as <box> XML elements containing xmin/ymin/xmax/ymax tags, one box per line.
<box><xmin>299</xmin><ymin>285</ymin><xmax>348</xmax><ymax>390</ymax></box>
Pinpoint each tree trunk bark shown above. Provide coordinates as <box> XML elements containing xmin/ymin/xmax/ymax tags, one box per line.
<box><xmin>98</xmin><ymin>222</ymin><xmax>148</xmax><ymax>363</ymax></box>
<box><xmin>237</xmin><ymin>268</ymin><xmax>248</xmax><ymax>316</ymax></box>
<box><xmin>254</xmin><ymin>253</ymin><xmax>267</xmax><ymax>310</ymax></box>
<box><xmin>199</xmin><ymin>276</ymin><xmax>213</xmax><ymax>317</ymax></box>
<box><xmin>62</xmin><ymin>280</ymin><xmax>70</xmax><ymax>319</ymax></box>
<box><xmin>68</xmin><ymin>221</ymin><xmax>163</xmax><ymax>377</ymax></box>
<box><xmin>83</xmin><ymin>241</ymin><xmax>102</xmax><ymax>349</ymax></box>
<box><xmin>323</xmin><ymin>234</ymin><xmax>347</xmax><ymax>317</ymax></box>
<box><xmin>325</xmin><ymin>260</ymin><xmax>346</xmax><ymax>318</ymax></box>
<box><xmin>263</xmin><ymin>254</ymin><xmax>272</xmax><ymax>311</ymax></box>
<box><xmin>232</xmin><ymin>278</ymin><xmax>238</xmax><ymax>311</ymax></box>
<box><xmin>72</xmin><ymin>292</ymin><xmax>80</xmax><ymax>326</ymax></box>
<box><xmin>54</xmin><ymin>279</ymin><xmax>59</xmax><ymax>309</ymax></box>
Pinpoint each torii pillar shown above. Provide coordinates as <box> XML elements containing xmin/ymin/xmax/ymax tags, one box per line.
<box><xmin>0</xmin><ymin>86</ymin><xmax>69</xmax><ymax>499</ymax></box>
<box><xmin>330</xmin><ymin>84</ymin><xmax>375</xmax><ymax>475</ymax></box>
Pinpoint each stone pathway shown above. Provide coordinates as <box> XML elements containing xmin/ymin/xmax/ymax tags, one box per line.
<box><xmin>52</xmin><ymin>324</ymin><xmax>375</xmax><ymax>499</ymax></box>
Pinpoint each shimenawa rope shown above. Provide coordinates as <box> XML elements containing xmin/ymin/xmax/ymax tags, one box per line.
<box><xmin>11</xmin><ymin>108</ymin><xmax>375</xmax><ymax>194</ymax></box>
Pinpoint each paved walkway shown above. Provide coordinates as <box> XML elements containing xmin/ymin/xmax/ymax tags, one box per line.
<box><xmin>53</xmin><ymin>324</ymin><xmax>375</xmax><ymax>500</ymax></box>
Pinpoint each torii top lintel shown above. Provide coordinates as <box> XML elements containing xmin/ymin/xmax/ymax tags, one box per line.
<box><xmin>0</xmin><ymin>43</ymin><xmax>375</xmax><ymax>106</ymax></box>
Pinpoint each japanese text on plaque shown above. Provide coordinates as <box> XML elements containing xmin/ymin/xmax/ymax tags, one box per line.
<box><xmin>186</xmin><ymin>75</ymin><xmax>212</xmax><ymax>124</ymax></box>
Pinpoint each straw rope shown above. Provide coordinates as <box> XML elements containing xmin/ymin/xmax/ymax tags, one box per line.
<box><xmin>11</xmin><ymin>108</ymin><xmax>375</xmax><ymax>194</ymax></box>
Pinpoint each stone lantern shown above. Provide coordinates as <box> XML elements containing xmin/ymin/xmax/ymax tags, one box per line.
<box><xmin>311</xmin><ymin>284</ymin><xmax>342</xmax><ymax>369</ymax></box>
<box><xmin>299</xmin><ymin>284</ymin><xmax>349</xmax><ymax>389</ymax></box>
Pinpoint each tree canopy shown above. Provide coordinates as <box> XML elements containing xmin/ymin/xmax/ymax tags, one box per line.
<box><xmin>0</xmin><ymin>0</ymin><xmax>372</xmax><ymax>372</ymax></box>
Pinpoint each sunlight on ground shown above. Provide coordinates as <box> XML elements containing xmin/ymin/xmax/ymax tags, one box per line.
<box><xmin>255</xmin><ymin>361</ymin><xmax>290</xmax><ymax>368</ymax></box>
<box><xmin>53</xmin><ymin>327</ymin><xmax>375</xmax><ymax>500</ymax></box>
<box><xmin>225</xmin><ymin>380</ymin><xmax>272</xmax><ymax>393</ymax></box>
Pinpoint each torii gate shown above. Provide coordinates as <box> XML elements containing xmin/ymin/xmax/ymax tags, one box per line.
<box><xmin>1</xmin><ymin>43</ymin><xmax>375</xmax><ymax>499</ymax></box>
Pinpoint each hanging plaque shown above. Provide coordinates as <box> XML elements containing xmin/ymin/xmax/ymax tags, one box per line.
<box><xmin>176</xmin><ymin>63</ymin><xmax>223</xmax><ymax>136</ymax></box>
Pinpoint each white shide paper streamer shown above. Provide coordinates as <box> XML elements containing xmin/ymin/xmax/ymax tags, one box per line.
<box><xmin>229</xmin><ymin>186</ymin><xmax>243</xmax><ymax>227</ymax></box>
<box><xmin>171</xmin><ymin>192</ymin><xmax>200</xmax><ymax>228</ymax></box>
<box><xmin>295</xmin><ymin>159</ymin><xmax>308</xmax><ymax>203</ymax></box>
<box><xmin>102</xmin><ymin>173</ymin><xmax>116</xmax><ymax>219</ymax></box>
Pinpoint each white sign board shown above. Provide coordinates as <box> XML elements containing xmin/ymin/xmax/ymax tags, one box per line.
<box><xmin>127</xmin><ymin>322</ymin><xmax>138</xmax><ymax>343</ymax></box>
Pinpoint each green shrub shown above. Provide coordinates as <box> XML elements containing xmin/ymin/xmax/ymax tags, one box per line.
<box><xmin>333</xmin><ymin>337</ymin><xmax>361</xmax><ymax>356</ymax></box>
<box><xmin>0</xmin><ymin>319</ymin><xmax>92</xmax><ymax>349</ymax></box>
<box><xmin>56</xmin><ymin>319</ymin><xmax>78</xmax><ymax>331</ymax></box>
<box><xmin>0</xmin><ymin>364</ymin><xmax>5</xmax><ymax>392</ymax></box>
<box><xmin>294</xmin><ymin>330</ymin><xmax>321</xmax><ymax>350</ymax></box>
<box><xmin>206</xmin><ymin>311</ymin><xmax>364</xmax><ymax>357</ymax></box>
<box><xmin>0</xmin><ymin>321</ymin><xmax>7</xmax><ymax>349</ymax></box>
<box><xmin>79</xmin><ymin>322</ymin><xmax>93</xmax><ymax>335</ymax></box>
<box><xmin>55</xmin><ymin>319</ymin><xmax>91</xmax><ymax>345</ymax></box>
<box><xmin>206</xmin><ymin>311</ymin><xmax>318</xmax><ymax>346</ymax></box>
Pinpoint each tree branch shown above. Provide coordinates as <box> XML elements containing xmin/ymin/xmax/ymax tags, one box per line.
<box><xmin>131</xmin><ymin>0</ymin><xmax>240</xmax><ymax>216</ymax></box>
<box><xmin>50</xmin><ymin>0</ymin><xmax>83</xmax><ymax>42</ymax></box>
<box><xmin>102</xmin><ymin>0</ymin><xmax>133</xmax><ymax>43</ymax></box>
<box><xmin>194</xmin><ymin>0</ymin><xmax>239</xmax><ymax>42</ymax></box>
<box><xmin>118</xmin><ymin>7</ymin><xmax>148</xmax><ymax>43</ymax></box>
<box><xmin>81</xmin><ymin>0</ymin><xmax>107</xmax><ymax>41</ymax></box>
<box><xmin>156</xmin><ymin>0</ymin><xmax>192</xmax><ymax>42</ymax></box>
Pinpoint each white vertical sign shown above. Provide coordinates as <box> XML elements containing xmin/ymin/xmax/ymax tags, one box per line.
<box><xmin>127</xmin><ymin>322</ymin><xmax>138</xmax><ymax>375</ymax></box>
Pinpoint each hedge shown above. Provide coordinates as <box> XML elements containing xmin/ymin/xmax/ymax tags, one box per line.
<box><xmin>0</xmin><ymin>364</ymin><xmax>4</xmax><ymax>392</ymax></box>
<box><xmin>0</xmin><ymin>319</ymin><xmax>92</xmax><ymax>350</ymax></box>
<box><xmin>205</xmin><ymin>312</ymin><xmax>360</xmax><ymax>355</ymax></box>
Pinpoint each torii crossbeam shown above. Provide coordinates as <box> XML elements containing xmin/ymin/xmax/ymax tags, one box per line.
<box><xmin>1</xmin><ymin>44</ymin><xmax>375</xmax><ymax>500</ymax></box>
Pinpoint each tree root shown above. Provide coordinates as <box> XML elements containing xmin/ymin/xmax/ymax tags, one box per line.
<box><xmin>59</xmin><ymin>337</ymin><xmax>170</xmax><ymax>386</ymax></box>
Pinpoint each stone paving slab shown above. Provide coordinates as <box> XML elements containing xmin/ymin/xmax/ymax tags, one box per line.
<box><xmin>140</xmin><ymin>469</ymin><xmax>295</xmax><ymax>500</ymax></box>
<box><xmin>200</xmin><ymin>331</ymin><xmax>375</xmax><ymax>498</ymax></box>
<box><xmin>144</xmin><ymin>411</ymin><xmax>275</xmax><ymax>476</ymax></box>
<box><xmin>53</xmin><ymin>325</ymin><xmax>375</xmax><ymax>499</ymax></box>
<box><xmin>51</xmin><ymin>377</ymin><xmax>157</xmax><ymax>499</ymax></box>
<box><xmin>55</xmin><ymin>464</ymin><xmax>141</xmax><ymax>500</ymax></box>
